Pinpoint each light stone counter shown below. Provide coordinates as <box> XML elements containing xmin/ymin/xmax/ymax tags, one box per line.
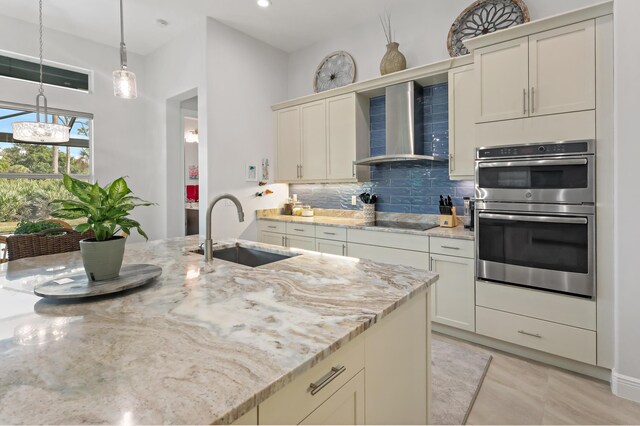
<box><xmin>0</xmin><ymin>236</ymin><xmax>437</xmax><ymax>425</ymax></box>
<box><xmin>258</xmin><ymin>214</ymin><xmax>475</xmax><ymax>240</ymax></box>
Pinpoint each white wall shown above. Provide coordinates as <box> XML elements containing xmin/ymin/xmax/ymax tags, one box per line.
<box><xmin>613</xmin><ymin>0</ymin><xmax>640</xmax><ymax>402</ymax></box>
<box><xmin>183</xmin><ymin>116</ymin><xmax>199</xmax><ymax>185</ymax></box>
<box><xmin>205</xmin><ymin>18</ymin><xmax>289</xmax><ymax>241</ymax></box>
<box><xmin>0</xmin><ymin>15</ymin><xmax>162</xmax><ymax>242</ymax></box>
<box><xmin>143</xmin><ymin>20</ymin><xmax>207</xmax><ymax>238</ymax></box>
<box><xmin>286</xmin><ymin>0</ymin><xmax>604</xmax><ymax>99</ymax></box>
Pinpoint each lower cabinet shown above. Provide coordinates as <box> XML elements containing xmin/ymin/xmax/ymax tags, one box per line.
<box><xmin>300</xmin><ymin>371</ymin><xmax>365</xmax><ymax>425</ymax></box>
<box><xmin>429</xmin><ymin>254</ymin><xmax>475</xmax><ymax>332</ymax></box>
<box><xmin>286</xmin><ymin>235</ymin><xmax>316</xmax><ymax>251</ymax></box>
<box><xmin>316</xmin><ymin>239</ymin><xmax>347</xmax><ymax>256</ymax></box>
<box><xmin>347</xmin><ymin>243</ymin><xmax>429</xmax><ymax>270</ymax></box>
<box><xmin>259</xmin><ymin>231</ymin><xmax>285</xmax><ymax>247</ymax></box>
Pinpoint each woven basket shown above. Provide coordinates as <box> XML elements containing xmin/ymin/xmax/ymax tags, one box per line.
<box><xmin>7</xmin><ymin>228</ymin><xmax>95</xmax><ymax>261</ymax></box>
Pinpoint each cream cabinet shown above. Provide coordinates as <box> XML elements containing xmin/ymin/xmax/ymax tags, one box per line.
<box><xmin>276</xmin><ymin>107</ymin><xmax>302</xmax><ymax>182</ymax></box>
<box><xmin>300</xmin><ymin>371</ymin><xmax>365</xmax><ymax>425</ymax></box>
<box><xmin>475</xmin><ymin>20</ymin><xmax>595</xmax><ymax>124</ymax></box>
<box><xmin>274</xmin><ymin>94</ymin><xmax>369</xmax><ymax>184</ymax></box>
<box><xmin>259</xmin><ymin>231</ymin><xmax>285</xmax><ymax>247</ymax></box>
<box><xmin>301</xmin><ymin>100</ymin><xmax>328</xmax><ymax>181</ymax></box>
<box><xmin>286</xmin><ymin>235</ymin><xmax>316</xmax><ymax>251</ymax></box>
<box><xmin>316</xmin><ymin>239</ymin><xmax>347</xmax><ymax>256</ymax></box>
<box><xmin>429</xmin><ymin>253</ymin><xmax>475</xmax><ymax>332</ymax></box>
<box><xmin>347</xmin><ymin>243</ymin><xmax>429</xmax><ymax>270</ymax></box>
<box><xmin>448</xmin><ymin>64</ymin><xmax>476</xmax><ymax>180</ymax></box>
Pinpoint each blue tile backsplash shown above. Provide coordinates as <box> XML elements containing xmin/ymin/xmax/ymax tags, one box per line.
<box><xmin>290</xmin><ymin>82</ymin><xmax>474</xmax><ymax>214</ymax></box>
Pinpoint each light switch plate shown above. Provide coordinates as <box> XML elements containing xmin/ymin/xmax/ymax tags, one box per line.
<box><xmin>351</xmin><ymin>195</ymin><xmax>357</xmax><ymax>206</ymax></box>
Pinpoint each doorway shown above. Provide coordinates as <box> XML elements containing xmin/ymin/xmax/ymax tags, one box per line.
<box><xmin>181</xmin><ymin>97</ymin><xmax>199</xmax><ymax>236</ymax></box>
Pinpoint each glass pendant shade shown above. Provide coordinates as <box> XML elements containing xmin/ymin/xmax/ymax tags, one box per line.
<box><xmin>113</xmin><ymin>69</ymin><xmax>138</xmax><ymax>99</ymax></box>
<box><xmin>12</xmin><ymin>120</ymin><xmax>70</xmax><ymax>143</ymax></box>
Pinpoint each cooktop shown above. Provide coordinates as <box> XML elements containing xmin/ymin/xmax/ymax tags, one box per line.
<box><xmin>370</xmin><ymin>221</ymin><xmax>438</xmax><ymax>231</ymax></box>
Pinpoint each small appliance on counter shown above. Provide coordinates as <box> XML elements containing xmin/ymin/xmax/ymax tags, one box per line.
<box><xmin>463</xmin><ymin>197</ymin><xmax>475</xmax><ymax>231</ymax></box>
<box><xmin>438</xmin><ymin>195</ymin><xmax>457</xmax><ymax>228</ymax></box>
<box><xmin>301</xmin><ymin>205</ymin><xmax>314</xmax><ymax>217</ymax></box>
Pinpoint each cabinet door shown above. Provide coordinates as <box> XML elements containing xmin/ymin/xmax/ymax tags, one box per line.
<box><xmin>300</xmin><ymin>370</ymin><xmax>365</xmax><ymax>426</ymax></box>
<box><xmin>316</xmin><ymin>239</ymin><xmax>346</xmax><ymax>256</ymax></box>
<box><xmin>430</xmin><ymin>254</ymin><xmax>475</xmax><ymax>332</ymax></box>
<box><xmin>276</xmin><ymin>107</ymin><xmax>301</xmax><ymax>182</ymax></box>
<box><xmin>448</xmin><ymin>64</ymin><xmax>476</xmax><ymax>180</ymax></box>
<box><xmin>327</xmin><ymin>94</ymin><xmax>356</xmax><ymax>181</ymax></box>
<box><xmin>301</xmin><ymin>100</ymin><xmax>327</xmax><ymax>181</ymax></box>
<box><xmin>475</xmin><ymin>37</ymin><xmax>529</xmax><ymax>123</ymax></box>
<box><xmin>529</xmin><ymin>20</ymin><xmax>595</xmax><ymax>116</ymax></box>
<box><xmin>347</xmin><ymin>243</ymin><xmax>429</xmax><ymax>270</ymax></box>
<box><xmin>259</xmin><ymin>231</ymin><xmax>285</xmax><ymax>247</ymax></box>
<box><xmin>286</xmin><ymin>235</ymin><xmax>316</xmax><ymax>251</ymax></box>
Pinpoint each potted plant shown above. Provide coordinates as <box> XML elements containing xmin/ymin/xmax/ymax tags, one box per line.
<box><xmin>50</xmin><ymin>174</ymin><xmax>154</xmax><ymax>282</ymax></box>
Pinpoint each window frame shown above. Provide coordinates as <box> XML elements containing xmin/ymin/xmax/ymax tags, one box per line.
<box><xmin>0</xmin><ymin>49</ymin><xmax>93</xmax><ymax>94</ymax></box>
<box><xmin>0</xmin><ymin>100</ymin><xmax>94</xmax><ymax>180</ymax></box>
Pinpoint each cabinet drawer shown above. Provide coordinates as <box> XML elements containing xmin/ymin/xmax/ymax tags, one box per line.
<box><xmin>476</xmin><ymin>280</ymin><xmax>596</xmax><ymax>330</ymax></box>
<box><xmin>259</xmin><ymin>336</ymin><xmax>365</xmax><ymax>425</ymax></box>
<box><xmin>258</xmin><ymin>220</ymin><xmax>285</xmax><ymax>234</ymax></box>
<box><xmin>347</xmin><ymin>229</ymin><xmax>429</xmax><ymax>252</ymax></box>
<box><xmin>347</xmin><ymin>243</ymin><xmax>428</xmax><ymax>270</ymax></box>
<box><xmin>476</xmin><ymin>306</ymin><xmax>596</xmax><ymax>365</ymax></box>
<box><xmin>315</xmin><ymin>225</ymin><xmax>347</xmax><ymax>241</ymax></box>
<box><xmin>286</xmin><ymin>222</ymin><xmax>315</xmax><ymax>237</ymax></box>
<box><xmin>430</xmin><ymin>237</ymin><xmax>474</xmax><ymax>258</ymax></box>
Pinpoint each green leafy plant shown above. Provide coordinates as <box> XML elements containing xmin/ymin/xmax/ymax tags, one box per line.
<box><xmin>50</xmin><ymin>174</ymin><xmax>155</xmax><ymax>241</ymax></box>
<box><xmin>14</xmin><ymin>220</ymin><xmax>63</xmax><ymax>235</ymax></box>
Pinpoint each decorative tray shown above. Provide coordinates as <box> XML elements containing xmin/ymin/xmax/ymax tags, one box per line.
<box><xmin>34</xmin><ymin>264</ymin><xmax>162</xmax><ymax>299</ymax></box>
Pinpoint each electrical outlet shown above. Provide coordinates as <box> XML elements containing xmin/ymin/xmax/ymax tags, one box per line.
<box><xmin>351</xmin><ymin>195</ymin><xmax>357</xmax><ymax>206</ymax></box>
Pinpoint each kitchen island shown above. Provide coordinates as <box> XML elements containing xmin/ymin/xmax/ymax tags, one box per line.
<box><xmin>0</xmin><ymin>236</ymin><xmax>437</xmax><ymax>425</ymax></box>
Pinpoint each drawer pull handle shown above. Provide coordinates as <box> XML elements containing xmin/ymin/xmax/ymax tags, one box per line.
<box><xmin>518</xmin><ymin>330</ymin><xmax>542</xmax><ymax>338</ymax></box>
<box><xmin>440</xmin><ymin>245</ymin><xmax>460</xmax><ymax>250</ymax></box>
<box><xmin>268</xmin><ymin>226</ymin><xmax>277</xmax><ymax>229</ymax></box>
<box><xmin>309</xmin><ymin>365</ymin><xmax>346</xmax><ymax>396</ymax></box>
<box><xmin>294</xmin><ymin>228</ymin><xmax>305</xmax><ymax>232</ymax></box>
<box><xmin>323</xmin><ymin>232</ymin><xmax>337</xmax><ymax>235</ymax></box>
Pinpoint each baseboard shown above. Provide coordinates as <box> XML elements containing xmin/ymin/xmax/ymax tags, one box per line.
<box><xmin>612</xmin><ymin>370</ymin><xmax>640</xmax><ymax>402</ymax></box>
<box><xmin>433</xmin><ymin>323</ymin><xmax>611</xmax><ymax>382</ymax></box>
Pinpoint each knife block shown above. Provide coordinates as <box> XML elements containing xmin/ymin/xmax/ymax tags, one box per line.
<box><xmin>439</xmin><ymin>207</ymin><xmax>458</xmax><ymax>228</ymax></box>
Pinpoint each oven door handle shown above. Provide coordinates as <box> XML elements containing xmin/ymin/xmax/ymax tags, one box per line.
<box><xmin>478</xmin><ymin>213</ymin><xmax>588</xmax><ymax>225</ymax></box>
<box><xmin>478</xmin><ymin>158</ymin><xmax>588</xmax><ymax>168</ymax></box>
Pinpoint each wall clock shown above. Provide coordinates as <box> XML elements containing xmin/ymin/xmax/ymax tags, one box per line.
<box><xmin>313</xmin><ymin>51</ymin><xmax>356</xmax><ymax>93</ymax></box>
<box><xmin>448</xmin><ymin>0</ymin><xmax>530</xmax><ymax>57</ymax></box>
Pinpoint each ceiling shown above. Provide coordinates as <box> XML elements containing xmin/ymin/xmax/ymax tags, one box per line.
<box><xmin>0</xmin><ymin>0</ymin><xmax>427</xmax><ymax>55</ymax></box>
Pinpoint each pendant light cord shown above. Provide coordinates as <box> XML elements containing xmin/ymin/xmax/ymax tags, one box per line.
<box><xmin>38</xmin><ymin>0</ymin><xmax>44</xmax><ymax>96</ymax></box>
<box><xmin>119</xmin><ymin>0</ymin><xmax>128</xmax><ymax>69</ymax></box>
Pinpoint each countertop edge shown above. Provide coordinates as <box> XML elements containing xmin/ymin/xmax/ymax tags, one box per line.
<box><xmin>216</xmin><ymin>280</ymin><xmax>435</xmax><ymax>424</ymax></box>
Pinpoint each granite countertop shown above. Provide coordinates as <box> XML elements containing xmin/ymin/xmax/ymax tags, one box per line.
<box><xmin>259</xmin><ymin>214</ymin><xmax>475</xmax><ymax>241</ymax></box>
<box><xmin>0</xmin><ymin>236</ymin><xmax>437</xmax><ymax>425</ymax></box>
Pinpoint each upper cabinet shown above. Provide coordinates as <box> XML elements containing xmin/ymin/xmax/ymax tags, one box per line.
<box><xmin>274</xmin><ymin>93</ymin><xmax>369</xmax><ymax>183</ymax></box>
<box><xmin>448</xmin><ymin>64</ymin><xmax>476</xmax><ymax>180</ymax></box>
<box><xmin>475</xmin><ymin>20</ymin><xmax>596</xmax><ymax>124</ymax></box>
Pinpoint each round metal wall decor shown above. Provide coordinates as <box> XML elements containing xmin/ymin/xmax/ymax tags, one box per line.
<box><xmin>313</xmin><ymin>51</ymin><xmax>356</xmax><ymax>93</ymax></box>
<box><xmin>448</xmin><ymin>0</ymin><xmax>529</xmax><ymax>57</ymax></box>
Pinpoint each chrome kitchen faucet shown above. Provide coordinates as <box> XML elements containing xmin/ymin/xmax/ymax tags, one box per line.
<box><xmin>204</xmin><ymin>194</ymin><xmax>245</xmax><ymax>261</ymax></box>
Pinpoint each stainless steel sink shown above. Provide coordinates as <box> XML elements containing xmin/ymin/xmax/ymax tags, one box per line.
<box><xmin>191</xmin><ymin>245</ymin><xmax>296</xmax><ymax>267</ymax></box>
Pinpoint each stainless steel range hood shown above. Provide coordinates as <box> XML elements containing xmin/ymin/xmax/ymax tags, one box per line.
<box><xmin>355</xmin><ymin>81</ymin><xmax>445</xmax><ymax>166</ymax></box>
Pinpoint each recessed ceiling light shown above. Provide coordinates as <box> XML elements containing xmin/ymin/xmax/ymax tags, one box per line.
<box><xmin>156</xmin><ymin>18</ymin><xmax>169</xmax><ymax>27</ymax></box>
<box><xmin>257</xmin><ymin>0</ymin><xmax>271</xmax><ymax>8</ymax></box>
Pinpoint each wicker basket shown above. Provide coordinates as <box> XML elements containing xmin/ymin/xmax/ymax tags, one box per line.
<box><xmin>7</xmin><ymin>228</ymin><xmax>95</xmax><ymax>261</ymax></box>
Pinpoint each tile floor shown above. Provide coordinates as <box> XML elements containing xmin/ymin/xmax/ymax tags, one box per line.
<box><xmin>434</xmin><ymin>333</ymin><xmax>640</xmax><ymax>425</ymax></box>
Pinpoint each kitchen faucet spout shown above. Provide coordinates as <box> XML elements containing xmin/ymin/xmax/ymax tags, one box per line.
<box><xmin>204</xmin><ymin>194</ymin><xmax>245</xmax><ymax>261</ymax></box>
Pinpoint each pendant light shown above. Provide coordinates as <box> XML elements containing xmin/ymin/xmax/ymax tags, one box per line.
<box><xmin>12</xmin><ymin>0</ymin><xmax>70</xmax><ymax>144</ymax></box>
<box><xmin>112</xmin><ymin>0</ymin><xmax>137</xmax><ymax>99</ymax></box>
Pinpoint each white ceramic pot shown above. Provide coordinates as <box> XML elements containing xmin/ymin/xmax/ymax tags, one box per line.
<box><xmin>80</xmin><ymin>236</ymin><xmax>126</xmax><ymax>281</ymax></box>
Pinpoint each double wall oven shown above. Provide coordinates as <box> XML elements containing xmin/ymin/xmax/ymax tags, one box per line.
<box><xmin>475</xmin><ymin>140</ymin><xmax>596</xmax><ymax>299</ymax></box>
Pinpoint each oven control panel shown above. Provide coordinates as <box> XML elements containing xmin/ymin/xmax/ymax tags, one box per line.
<box><xmin>477</xmin><ymin>140</ymin><xmax>592</xmax><ymax>159</ymax></box>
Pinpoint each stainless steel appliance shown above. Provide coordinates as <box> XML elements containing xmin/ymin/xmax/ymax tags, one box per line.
<box><xmin>475</xmin><ymin>140</ymin><xmax>596</xmax><ymax>298</ymax></box>
<box><xmin>463</xmin><ymin>197</ymin><xmax>475</xmax><ymax>230</ymax></box>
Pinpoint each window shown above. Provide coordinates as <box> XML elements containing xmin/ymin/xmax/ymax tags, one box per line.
<box><xmin>0</xmin><ymin>102</ymin><xmax>92</xmax><ymax>233</ymax></box>
<box><xmin>0</xmin><ymin>54</ymin><xmax>90</xmax><ymax>91</ymax></box>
